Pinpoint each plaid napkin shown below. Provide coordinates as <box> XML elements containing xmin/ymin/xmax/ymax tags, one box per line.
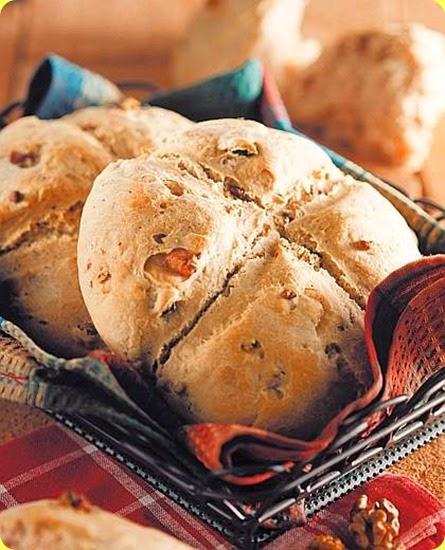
<box><xmin>0</xmin><ymin>424</ymin><xmax>443</xmax><ymax>549</ymax></box>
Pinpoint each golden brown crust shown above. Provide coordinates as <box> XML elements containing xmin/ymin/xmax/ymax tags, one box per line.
<box><xmin>0</xmin><ymin>117</ymin><xmax>111</xmax><ymax>252</ymax></box>
<box><xmin>156</xmin><ymin>118</ymin><xmax>340</xmax><ymax>208</ymax></box>
<box><xmin>65</xmin><ymin>105</ymin><xmax>193</xmax><ymax>159</ymax></box>
<box><xmin>284</xmin><ymin>177</ymin><xmax>421</xmax><ymax>307</ymax></box>
<box><xmin>159</xmin><ymin>236</ymin><xmax>371</xmax><ymax>438</ymax></box>
<box><xmin>0</xmin><ymin>117</ymin><xmax>111</xmax><ymax>356</ymax></box>
<box><xmin>0</xmin><ymin>234</ymin><xmax>103</xmax><ymax>358</ymax></box>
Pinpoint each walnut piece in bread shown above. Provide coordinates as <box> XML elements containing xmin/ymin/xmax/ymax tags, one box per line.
<box><xmin>0</xmin><ymin>495</ymin><xmax>190</xmax><ymax>549</ymax></box>
<box><xmin>283</xmin><ymin>24</ymin><xmax>445</xmax><ymax>170</ymax></box>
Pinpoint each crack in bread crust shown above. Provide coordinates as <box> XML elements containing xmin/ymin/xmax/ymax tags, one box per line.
<box><xmin>291</xmin><ymin>229</ymin><xmax>366</xmax><ymax>308</ymax></box>
<box><xmin>157</xmin><ymin>226</ymin><xmax>270</xmax><ymax>365</ymax></box>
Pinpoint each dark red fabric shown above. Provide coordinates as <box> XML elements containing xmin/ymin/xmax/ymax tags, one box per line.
<box><xmin>0</xmin><ymin>424</ymin><xmax>443</xmax><ymax>549</ymax></box>
<box><xmin>365</xmin><ymin>255</ymin><xmax>445</xmax><ymax>401</ymax></box>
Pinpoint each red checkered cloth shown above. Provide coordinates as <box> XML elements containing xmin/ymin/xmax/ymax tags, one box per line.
<box><xmin>0</xmin><ymin>424</ymin><xmax>443</xmax><ymax>549</ymax></box>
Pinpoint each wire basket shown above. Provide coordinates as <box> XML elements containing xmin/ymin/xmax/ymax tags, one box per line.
<box><xmin>49</xmin><ymin>367</ymin><xmax>445</xmax><ymax>548</ymax></box>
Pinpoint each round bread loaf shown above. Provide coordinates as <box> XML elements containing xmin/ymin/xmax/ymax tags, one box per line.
<box><xmin>0</xmin><ymin>495</ymin><xmax>190</xmax><ymax>549</ymax></box>
<box><xmin>65</xmin><ymin>103</ymin><xmax>193</xmax><ymax>159</ymax></box>
<box><xmin>78</xmin><ymin>118</ymin><xmax>421</xmax><ymax>435</ymax></box>
<box><xmin>0</xmin><ymin>117</ymin><xmax>111</xmax><ymax>357</ymax></box>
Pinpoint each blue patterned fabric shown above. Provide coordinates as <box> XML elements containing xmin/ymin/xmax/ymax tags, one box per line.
<box><xmin>23</xmin><ymin>54</ymin><xmax>122</xmax><ymax>119</ymax></box>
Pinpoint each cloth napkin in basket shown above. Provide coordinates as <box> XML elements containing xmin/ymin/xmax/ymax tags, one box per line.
<box><xmin>0</xmin><ymin>423</ymin><xmax>443</xmax><ymax>549</ymax></box>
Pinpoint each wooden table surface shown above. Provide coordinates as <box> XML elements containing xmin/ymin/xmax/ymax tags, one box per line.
<box><xmin>0</xmin><ymin>0</ymin><xmax>444</xmax><ymax>502</ymax></box>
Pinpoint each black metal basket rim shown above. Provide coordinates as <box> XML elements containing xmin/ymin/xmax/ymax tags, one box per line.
<box><xmin>49</xmin><ymin>411</ymin><xmax>445</xmax><ymax>547</ymax></box>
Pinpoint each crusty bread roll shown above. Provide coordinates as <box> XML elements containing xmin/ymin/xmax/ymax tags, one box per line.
<box><xmin>172</xmin><ymin>0</ymin><xmax>319</xmax><ymax>88</ymax></box>
<box><xmin>0</xmin><ymin>235</ymin><xmax>102</xmax><ymax>355</ymax></box>
<box><xmin>0</xmin><ymin>117</ymin><xmax>112</xmax><ymax>357</ymax></box>
<box><xmin>0</xmin><ymin>494</ymin><xmax>190</xmax><ymax>550</ymax></box>
<box><xmin>159</xmin><ymin>236</ymin><xmax>371</xmax><ymax>438</ymax></box>
<box><xmin>157</xmin><ymin>118</ymin><xmax>341</xmax><ymax>207</ymax></box>
<box><xmin>283</xmin><ymin>24</ymin><xmax>445</xmax><ymax>170</ymax></box>
<box><xmin>78</xmin><ymin>154</ymin><xmax>265</xmax><ymax>364</ymax></box>
<box><xmin>64</xmin><ymin>102</ymin><xmax>193</xmax><ymax>159</ymax></box>
<box><xmin>78</xmin><ymin>118</ymin><xmax>421</xmax><ymax>435</ymax></box>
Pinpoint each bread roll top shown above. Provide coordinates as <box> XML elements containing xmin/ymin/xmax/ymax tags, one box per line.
<box><xmin>0</xmin><ymin>116</ymin><xmax>112</xmax><ymax>252</ymax></box>
<box><xmin>65</xmin><ymin>104</ymin><xmax>193</xmax><ymax>159</ymax></box>
<box><xmin>156</xmin><ymin>118</ymin><xmax>340</xmax><ymax>207</ymax></box>
<box><xmin>284</xmin><ymin>177</ymin><xmax>421</xmax><ymax>306</ymax></box>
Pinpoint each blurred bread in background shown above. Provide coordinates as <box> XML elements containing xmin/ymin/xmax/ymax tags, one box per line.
<box><xmin>172</xmin><ymin>0</ymin><xmax>319</xmax><ymax>88</ymax></box>
<box><xmin>283</xmin><ymin>24</ymin><xmax>445</xmax><ymax>171</ymax></box>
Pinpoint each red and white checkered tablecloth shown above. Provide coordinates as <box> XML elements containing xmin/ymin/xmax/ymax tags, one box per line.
<box><xmin>0</xmin><ymin>424</ymin><xmax>444</xmax><ymax>549</ymax></box>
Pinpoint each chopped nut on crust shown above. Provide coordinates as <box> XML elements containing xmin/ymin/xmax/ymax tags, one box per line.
<box><xmin>281</xmin><ymin>289</ymin><xmax>297</xmax><ymax>300</ymax></box>
<box><xmin>8</xmin><ymin>190</ymin><xmax>25</xmax><ymax>203</ymax></box>
<box><xmin>119</xmin><ymin>97</ymin><xmax>141</xmax><ymax>110</ymax></box>
<box><xmin>224</xmin><ymin>177</ymin><xmax>250</xmax><ymax>201</ymax></box>
<box><xmin>352</xmin><ymin>240</ymin><xmax>372</xmax><ymax>251</ymax></box>
<box><xmin>9</xmin><ymin>150</ymin><xmax>39</xmax><ymax>168</ymax></box>
<box><xmin>59</xmin><ymin>492</ymin><xmax>93</xmax><ymax>513</ymax></box>
<box><xmin>164</xmin><ymin>248</ymin><xmax>197</xmax><ymax>278</ymax></box>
